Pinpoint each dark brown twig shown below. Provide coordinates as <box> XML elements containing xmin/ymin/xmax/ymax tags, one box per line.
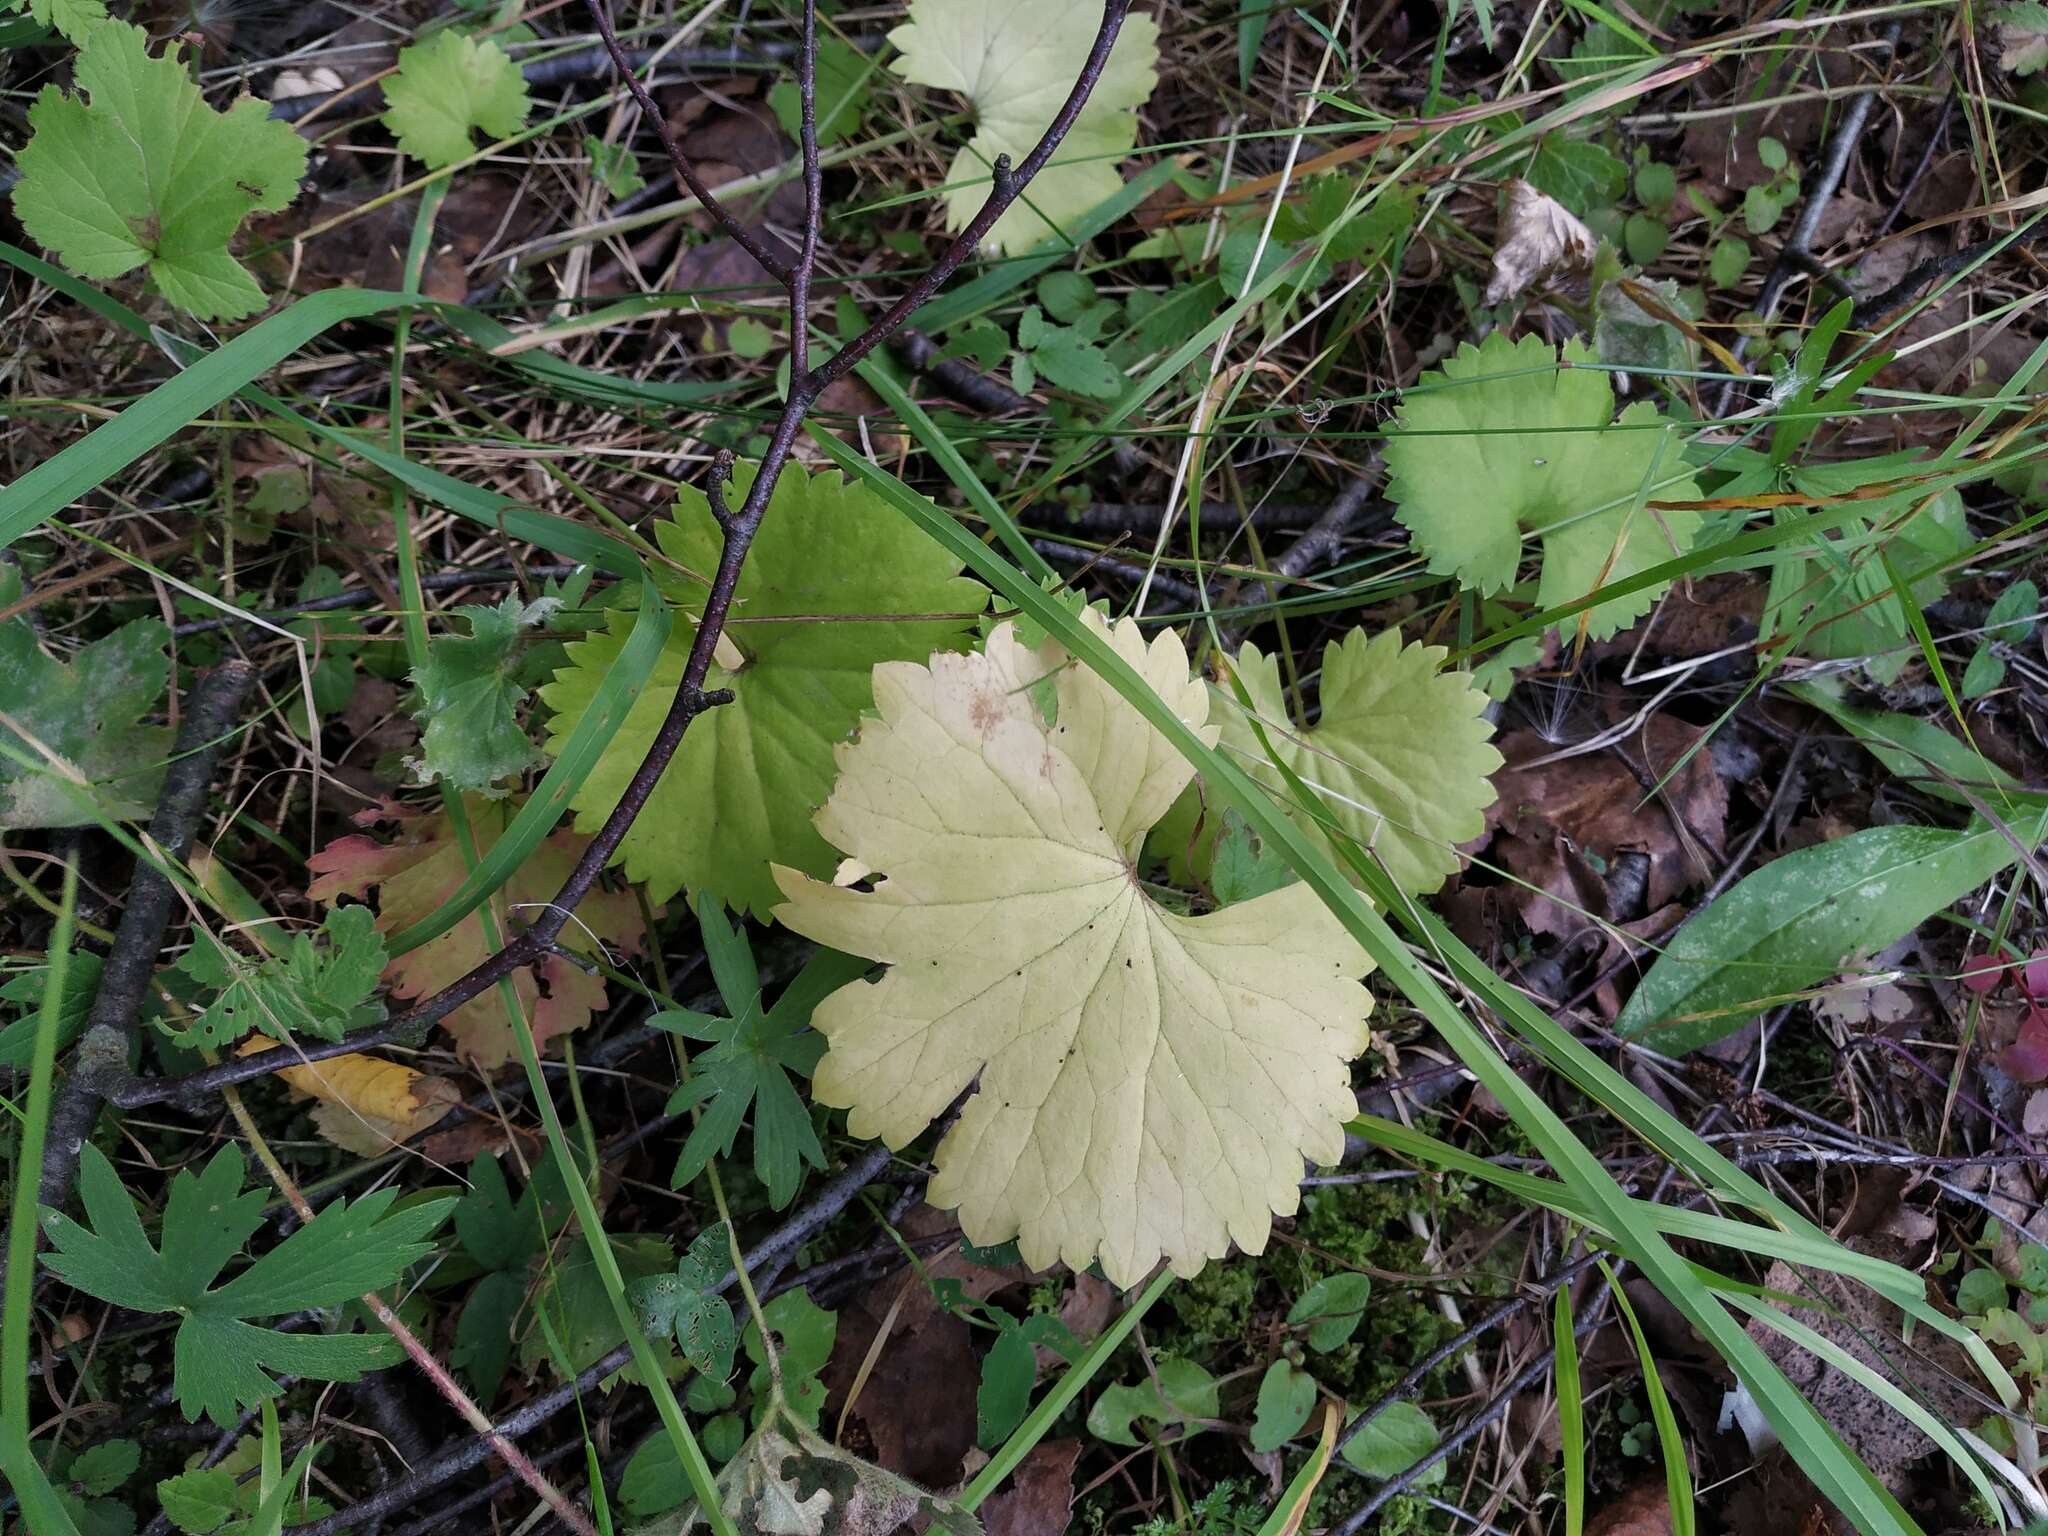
<box><xmin>582</xmin><ymin>0</ymin><xmax>796</xmax><ymax>286</ymax></box>
<box><xmin>333</xmin><ymin>0</ymin><xmax>1138</xmax><ymax>1055</ymax></box>
<box><xmin>38</xmin><ymin>660</ymin><xmax>258</xmax><ymax>1210</ymax></box>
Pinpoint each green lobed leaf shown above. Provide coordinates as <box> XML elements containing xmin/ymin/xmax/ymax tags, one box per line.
<box><xmin>41</xmin><ymin>1146</ymin><xmax>453</xmax><ymax>1424</ymax></box>
<box><xmin>539</xmin><ymin>460</ymin><xmax>984</xmax><ymax>917</ymax></box>
<box><xmin>1086</xmin><ymin>1357</ymin><xmax>1218</xmax><ymax>1446</ymax></box>
<box><xmin>170</xmin><ymin>904</ymin><xmax>387</xmax><ymax>1050</ymax></box>
<box><xmin>10</xmin><ymin>21</ymin><xmax>308</xmax><ymax>320</ymax></box>
<box><xmin>409</xmin><ymin>593</ymin><xmax>552</xmax><ymax>790</ymax></box>
<box><xmin>1383</xmin><ymin>330</ymin><xmax>1703</xmax><ymax>639</ymax></box>
<box><xmin>381</xmin><ymin>29</ymin><xmax>532</xmax><ymax>169</ymax></box>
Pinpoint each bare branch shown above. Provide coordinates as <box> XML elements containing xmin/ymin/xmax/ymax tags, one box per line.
<box><xmin>582</xmin><ymin>0</ymin><xmax>795</xmax><ymax>287</ymax></box>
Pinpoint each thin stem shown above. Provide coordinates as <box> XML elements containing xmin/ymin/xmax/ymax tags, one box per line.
<box><xmin>582</xmin><ymin>0</ymin><xmax>794</xmax><ymax>286</ymax></box>
<box><xmin>216</xmin><ymin>1082</ymin><xmax>597</xmax><ymax>1536</ymax></box>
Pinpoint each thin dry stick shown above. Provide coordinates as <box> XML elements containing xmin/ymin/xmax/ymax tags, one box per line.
<box><xmin>302</xmin><ymin>0</ymin><xmax>1138</xmax><ymax>1051</ymax></box>
<box><xmin>215</xmin><ymin>1085</ymin><xmax>598</xmax><ymax>1536</ymax></box>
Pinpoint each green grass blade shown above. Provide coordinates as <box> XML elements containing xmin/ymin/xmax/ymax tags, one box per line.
<box><xmin>0</xmin><ymin>862</ymin><xmax>82</xmax><ymax>1536</ymax></box>
<box><xmin>1555</xmin><ymin>1282</ymin><xmax>1586</xmax><ymax>1536</ymax></box>
<box><xmin>819</xmin><ymin>431</ymin><xmax>1930</xmax><ymax>1536</ymax></box>
<box><xmin>385</xmin><ymin>573</ymin><xmax>672</xmax><ymax>955</ymax></box>
<box><xmin>1607</xmin><ymin>1262</ymin><xmax>1695</xmax><ymax>1536</ymax></box>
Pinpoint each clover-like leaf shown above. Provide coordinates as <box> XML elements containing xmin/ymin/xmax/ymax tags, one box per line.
<box><xmin>305</xmin><ymin>795</ymin><xmax>650</xmax><ymax>1068</ymax></box>
<box><xmin>1383</xmin><ymin>331</ymin><xmax>1703</xmax><ymax>640</ymax></box>
<box><xmin>0</xmin><ymin>566</ymin><xmax>173</xmax><ymax>829</ymax></box>
<box><xmin>630</xmin><ymin>1223</ymin><xmax>738</xmax><ymax>1379</ymax></box>
<box><xmin>540</xmin><ymin>461</ymin><xmax>985</xmax><ymax>918</ymax></box>
<box><xmin>773</xmin><ymin>613</ymin><xmax>1373</xmax><ymax>1286</ymax></box>
<box><xmin>41</xmin><ymin>1145</ymin><xmax>452</xmax><ymax>1425</ymax></box>
<box><xmin>380</xmin><ymin>29</ymin><xmax>532</xmax><ymax>168</ymax></box>
<box><xmin>170</xmin><ymin>904</ymin><xmax>387</xmax><ymax>1050</ymax></box>
<box><xmin>409</xmin><ymin>594</ymin><xmax>552</xmax><ymax>790</ymax></box>
<box><xmin>10</xmin><ymin>20</ymin><xmax>308</xmax><ymax>320</ymax></box>
<box><xmin>889</xmin><ymin>0</ymin><xmax>1161</xmax><ymax>254</ymax></box>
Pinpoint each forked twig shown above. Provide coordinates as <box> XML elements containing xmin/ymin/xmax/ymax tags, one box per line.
<box><xmin>347</xmin><ymin>0</ymin><xmax>1136</xmax><ymax>1049</ymax></box>
<box><xmin>583</xmin><ymin>0</ymin><xmax>795</xmax><ymax>285</ymax></box>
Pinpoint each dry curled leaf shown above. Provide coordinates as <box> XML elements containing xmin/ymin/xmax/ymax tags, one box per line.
<box><xmin>1486</xmin><ymin>178</ymin><xmax>1597</xmax><ymax>306</ymax></box>
<box><xmin>241</xmin><ymin>1038</ymin><xmax>459</xmax><ymax>1155</ymax></box>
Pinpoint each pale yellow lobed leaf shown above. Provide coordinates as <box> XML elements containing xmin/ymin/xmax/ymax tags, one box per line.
<box><xmin>889</xmin><ymin>0</ymin><xmax>1161</xmax><ymax>254</ymax></box>
<box><xmin>773</xmin><ymin>613</ymin><xmax>1373</xmax><ymax>1286</ymax></box>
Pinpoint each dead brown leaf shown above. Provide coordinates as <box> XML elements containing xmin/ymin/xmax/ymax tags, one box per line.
<box><xmin>821</xmin><ymin>1206</ymin><xmax>1027</xmax><ymax>1489</ymax></box>
<box><xmin>977</xmin><ymin>1439</ymin><xmax>1081</xmax><ymax>1536</ymax></box>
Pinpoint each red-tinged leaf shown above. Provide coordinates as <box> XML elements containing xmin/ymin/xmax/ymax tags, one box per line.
<box><xmin>308</xmin><ymin>795</ymin><xmax>652</xmax><ymax>1068</ymax></box>
<box><xmin>1962</xmin><ymin>952</ymin><xmax>2008</xmax><ymax>995</ymax></box>
<box><xmin>2025</xmin><ymin>951</ymin><xmax>2048</xmax><ymax>1000</ymax></box>
<box><xmin>1998</xmin><ymin>1011</ymin><xmax>2048</xmax><ymax>1084</ymax></box>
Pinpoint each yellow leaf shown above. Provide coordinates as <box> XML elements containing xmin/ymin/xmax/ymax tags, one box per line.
<box><xmin>773</xmin><ymin>612</ymin><xmax>1373</xmax><ymax>1286</ymax></box>
<box><xmin>239</xmin><ymin>1041</ymin><xmax>459</xmax><ymax>1155</ymax></box>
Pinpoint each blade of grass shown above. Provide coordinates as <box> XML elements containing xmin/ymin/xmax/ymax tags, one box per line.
<box><xmin>820</xmin><ymin>431</ymin><xmax>1937</xmax><ymax>1536</ymax></box>
<box><xmin>1606</xmin><ymin>1260</ymin><xmax>1696</xmax><ymax>1536</ymax></box>
<box><xmin>1555</xmin><ymin>1281</ymin><xmax>1586</xmax><ymax>1536</ymax></box>
<box><xmin>0</xmin><ymin>863</ymin><xmax>82</xmax><ymax>1536</ymax></box>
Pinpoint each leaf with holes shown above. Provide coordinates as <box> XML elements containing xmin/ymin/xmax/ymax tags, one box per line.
<box><xmin>40</xmin><ymin>1145</ymin><xmax>451</xmax><ymax>1425</ymax></box>
<box><xmin>1383</xmin><ymin>331</ymin><xmax>1703</xmax><ymax>639</ymax></box>
<box><xmin>540</xmin><ymin>461</ymin><xmax>984</xmax><ymax>918</ymax></box>
<box><xmin>889</xmin><ymin>0</ymin><xmax>1160</xmax><ymax>254</ymax></box>
<box><xmin>10</xmin><ymin>21</ymin><xmax>308</xmax><ymax>319</ymax></box>
<box><xmin>305</xmin><ymin>795</ymin><xmax>650</xmax><ymax>1068</ymax></box>
<box><xmin>774</xmin><ymin>611</ymin><xmax>1373</xmax><ymax>1285</ymax></box>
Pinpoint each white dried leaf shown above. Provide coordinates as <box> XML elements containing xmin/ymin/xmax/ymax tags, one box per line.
<box><xmin>1485</xmin><ymin>179</ymin><xmax>1597</xmax><ymax>306</ymax></box>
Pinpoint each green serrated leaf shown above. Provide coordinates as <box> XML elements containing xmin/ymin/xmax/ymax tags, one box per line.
<box><xmin>540</xmin><ymin>460</ymin><xmax>984</xmax><ymax>917</ymax></box>
<box><xmin>410</xmin><ymin>593</ymin><xmax>551</xmax><ymax>790</ymax></box>
<box><xmin>41</xmin><ymin>1145</ymin><xmax>452</xmax><ymax>1424</ymax></box>
<box><xmin>171</xmin><ymin>903</ymin><xmax>387</xmax><ymax>1049</ymax></box>
<box><xmin>68</xmin><ymin>1439</ymin><xmax>139</xmax><ymax>1497</ymax></box>
<box><xmin>156</xmin><ymin>1468</ymin><xmax>240</xmax><ymax>1535</ymax></box>
<box><xmin>10</xmin><ymin>21</ymin><xmax>307</xmax><ymax>320</ymax></box>
<box><xmin>381</xmin><ymin>29</ymin><xmax>532</xmax><ymax>169</ymax></box>
<box><xmin>1384</xmin><ymin>331</ymin><xmax>1703</xmax><ymax>639</ymax></box>
<box><xmin>584</xmin><ymin>135</ymin><xmax>646</xmax><ymax>198</ymax></box>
